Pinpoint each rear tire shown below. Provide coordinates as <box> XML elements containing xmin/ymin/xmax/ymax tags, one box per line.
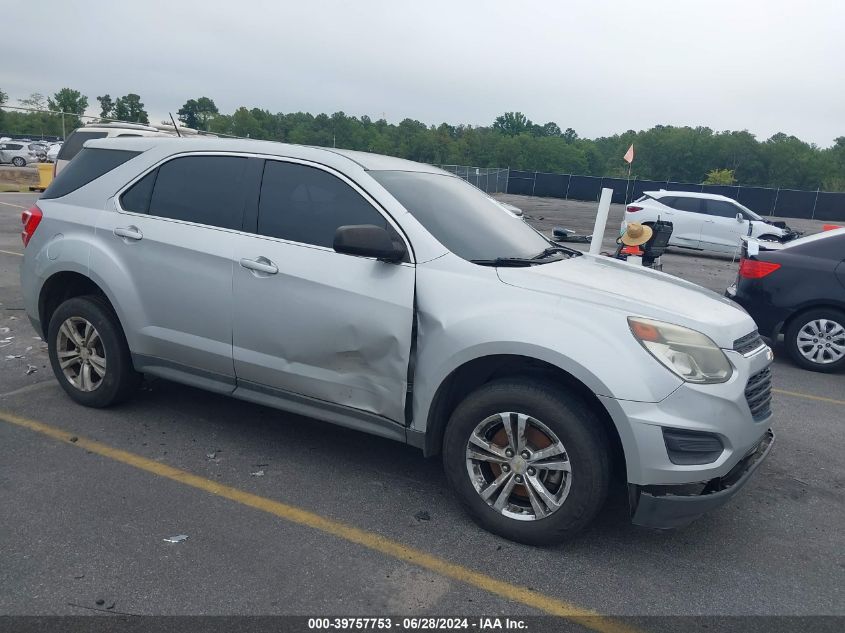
<box><xmin>47</xmin><ymin>295</ymin><xmax>141</xmax><ymax>407</ymax></box>
<box><xmin>12</xmin><ymin>157</ymin><xmax>26</xmax><ymax>167</ymax></box>
<box><xmin>784</xmin><ymin>308</ymin><xmax>845</xmax><ymax>373</ymax></box>
<box><xmin>442</xmin><ymin>378</ymin><xmax>609</xmax><ymax>544</ymax></box>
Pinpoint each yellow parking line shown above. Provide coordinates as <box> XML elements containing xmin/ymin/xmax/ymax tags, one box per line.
<box><xmin>773</xmin><ymin>388</ymin><xmax>845</xmax><ymax>407</ymax></box>
<box><xmin>0</xmin><ymin>248</ymin><xmax>23</xmax><ymax>257</ymax></box>
<box><xmin>0</xmin><ymin>409</ymin><xmax>638</xmax><ymax>633</ymax></box>
<box><xmin>0</xmin><ymin>200</ymin><xmax>27</xmax><ymax>210</ymax></box>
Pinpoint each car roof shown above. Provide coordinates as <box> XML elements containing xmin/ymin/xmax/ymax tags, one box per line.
<box><xmin>645</xmin><ymin>190</ymin><xmax>738</xmax><ymax>202</ymax></box>
<box><xmin>84</xmin><ymin>136</ymin><xmax>448</xmax><ymax>174</ymax></box>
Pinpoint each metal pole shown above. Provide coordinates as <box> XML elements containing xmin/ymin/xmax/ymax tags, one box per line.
<box><xmin>61</xmin><ymin>111</ymin><xmax>66</xmax><ymax>139</ymax></box>
<box><xmin>531</xmin><ymin>172</ymin><xmax>537</xmax><ymax>196</ymax></box>
<box><xmin>772</xmin><ymin>188</ymin><xmax>780</xmax><ymax>217</ymax></box>
<box><xmin>811</xmin><ymin>187</ymin><xmax>820</xmax><ymax>219</ymax></box>
<box><xmin>589</xmin><ymin>188</ymin><xmax>614</xmax><ymax>255</ymax></box>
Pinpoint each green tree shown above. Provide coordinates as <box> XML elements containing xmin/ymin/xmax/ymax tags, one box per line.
<box><xmin>48</xmin><ymin>88</ymin><xmax>88</xmax><ymax>129</ymax></box>
<box><xmin>493</xmin><ymin>112</ymin><xmax>533</xmax><ymax>136</ymax></box>
<box><xmin>177</xmin><ymin>96</ymin><xmax>219</xmax><ymax>130</ymax></box>
<box><xmin>542</xmin><ymin>122</ymin><xmax>562</xmax><ymax>137</ymax></box>
<box><xmin>96</xmin><ymin>94</ymin><xmax>115</xmax><ymax>118</ymax></box>
<box><xmin>113</xmin><ymin>94</ymin><xmax>149</xmax><ymax>124</ymax></box>
<box><xmin>703</xmin><ymin>168</ymin><xmax>736</xmax><ymax>185</ymax></box>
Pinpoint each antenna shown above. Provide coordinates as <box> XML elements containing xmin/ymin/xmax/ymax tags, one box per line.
<box><xmin>168</xmin><ymin>113</ymin><xmax>182</xmax><ymax>137</ymax></box>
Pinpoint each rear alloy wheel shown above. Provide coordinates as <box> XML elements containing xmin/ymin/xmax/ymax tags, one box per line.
<box><xmin>443</xmin><ymin>379</ymin><xmax>609</xmax><ymax>544</ymax></box>
<box><xmin>56</xmin><ymin>316</ymin><xmax>108</xmax><ymax>392</ymax></box>
<box><xmin>47</xmin><ymin>295</ymin><xmax>140</xmax><ymax>406</ymax></box>
<box><xmin>785</xmin><ymin>308</ymin><xmax>845</xmax><ymax>373</ymax></box>
<box><xmin>12</xmin><ymin>157</ymin><xmax>26</xmax><ymax>167</ymax></box>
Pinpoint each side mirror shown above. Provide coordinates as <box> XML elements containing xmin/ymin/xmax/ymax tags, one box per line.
<box><xmin>333</xmin><ymin>224</ymin><xmax>406</xmax><ymax>262</ymax></box>
<box><xmin>736</xmin><ymin>212</ymin><xmax>744</xmax><ymax>223</ymax></box>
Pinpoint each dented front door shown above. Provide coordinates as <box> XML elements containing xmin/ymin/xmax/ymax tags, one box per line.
<box><xmin>231</xmin><ymin>233</ymin><xmax>415</xmax><ymax>423</ymax></box>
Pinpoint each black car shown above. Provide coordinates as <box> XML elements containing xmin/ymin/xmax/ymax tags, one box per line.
<box><xmin>727</xmin><ymin>228</ymin><xmax>845</xmax><ymax>373</ymax></box>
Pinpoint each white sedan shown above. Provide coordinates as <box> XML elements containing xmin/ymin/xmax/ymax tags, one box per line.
<box><xmin>622</xmin><ymin>190</ymin><xmax>796</xmax><ymax>255</ymax></box>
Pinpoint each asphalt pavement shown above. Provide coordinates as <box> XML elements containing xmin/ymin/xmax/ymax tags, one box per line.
<box><xmin>0</xmin><ymin>192</ymin><xmax>842</xmax><ymax>624</ymax></box>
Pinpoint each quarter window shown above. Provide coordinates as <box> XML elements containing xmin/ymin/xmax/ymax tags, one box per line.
<box><xmin>257</xmin><ymin>160</ymin><xmax>388</xmax><ymax>248</ymax></box>
<box><xmin>135</xmin><ymin>155</ymin><xmax>249</xmax><ymax>230</ymax></box>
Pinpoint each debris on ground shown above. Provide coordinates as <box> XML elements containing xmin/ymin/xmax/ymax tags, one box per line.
<box><xmin>414</xmin><ymin>510</ymin><xmax>431</xmax><ymax>522</ymax></box>
<box><xmin>250</xmin><ymin>469</ymin><xmax>265</xmax><ymax>477</ymax></box>
<box><xmin>106</xmin><ymin>602</ymin><xmax>115</xmax><ymax>610</ymax></box>
<box><xmin>95</xmin><ymin>599</ymin><xmax>105</xmax><ymax>606</ymax></box>
<box><xmin>206</xmin><ymin>451</ymin><xmax>218</xmax><ymax>460</ymax></box>
<box><xmin>25</xmin><ymin>365</ymin><xmax>37</xmax><ymax>375</ymax></box>
<box><xmin>0</xmin><ymin>327</ymin><xmax>9</xmax><ymax>334</ymax></box>
<box><xmin>162</xmin><ymin>534</ymin><xmax>188</xmax><ymax>543</ymax></box>
<box><xmin>69</xmin><ymin>437</ymin><xmax>78</xmax><ymax>443</ymax></box>
<box><xmin>5</xmin><ymin>354</ymin><xmax>22</xmax><ymax>360</ymax></box>
<box><xmin>73</xmin><ymin>574</ymin><xmax>85</xmax><ymax>580</ymax></box>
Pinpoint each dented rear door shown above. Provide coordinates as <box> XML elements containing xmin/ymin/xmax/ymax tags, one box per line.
<box><xmin>230</xmin><ymin>158</ymin><xmax>415</xmax><ymax>423</ymax></box>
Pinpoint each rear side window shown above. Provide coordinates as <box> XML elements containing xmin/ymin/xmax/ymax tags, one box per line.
<box><xmin>258</xmin><ymin>160</ymin><xmax>388</xmax><ymax>247</ymax></box>
<box><xmin>139</xmin><ymin>155</ymin><xmax>249</xmax><ymax>230</ymax></box>
<box><xmin>667</xmin><ymin>197</ymin><xmax>704</xmax><ymax>213</ymax></box>
<box><xmin>705</xmin><ymin>200</ymin><xmax>741</xmax><ymax>218</ymax></box>
<box><xmin>2</xmin><ymin>143</ymin><xmax>23</xmax><ymax>150</ymax></box>
<box><xmin>56</xmin><ymin>131</ymin><xmax>108</xmax><ymax>161</ymax></box>
<box><xmin>41</xmin><ymin>148</ymin><xmax>140</xmax><ymax>200</ymax></box>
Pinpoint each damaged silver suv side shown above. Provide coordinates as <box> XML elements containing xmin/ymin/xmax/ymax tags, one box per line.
<box><xmin>21</xmin><ymin>137</ymin><xmax>775</xmax><ymax>544</ymax></box>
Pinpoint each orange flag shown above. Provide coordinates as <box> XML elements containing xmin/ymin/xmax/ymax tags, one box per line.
<box><xmin>623</xmin><ymin>144</ymin><xmax>634</xmax><ymax>164</ymax></box>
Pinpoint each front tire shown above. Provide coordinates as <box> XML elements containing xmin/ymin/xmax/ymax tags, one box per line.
<box><xmin>47</xmin><ymin>296</ymin><xmax>140</xmax><ymax>407</ymax></box>
<box><xmin>442</xmin><ymin>379</ymin><xmax>609</xmax><ymax>544</ymax></box>
<box><xmin>12</xmin><ymin>157</ymin><xmax>26</xmax><ymax>167</ymax></box>
<box><xmin>785</xmin><ymin>308</ymin><xmax>845</xmax><ymax>373</ymax></box>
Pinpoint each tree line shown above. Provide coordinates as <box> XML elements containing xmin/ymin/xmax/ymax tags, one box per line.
<box><xmin>1</xmin><ymin>87</ymin><xmax>843</xmax><ymax>191</ymax></box>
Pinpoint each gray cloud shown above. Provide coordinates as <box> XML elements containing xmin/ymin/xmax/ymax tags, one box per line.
<box><xmin>3</xmin><ymin>0</ymin><xmax>841</xmax><ymax>146</ymax></box>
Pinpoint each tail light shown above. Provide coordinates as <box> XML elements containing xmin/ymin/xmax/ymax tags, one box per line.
<box><xmin>21</xmin><ymin>205</ymin><xmax>43</xmax><ymax>247</ymax></box>
<box><xmin>626</xmin><ymin>205</ymin><xmax>643</xmax><ymax>213</ymax></box>
<box><xmin>739</xmin><ymin>258</ymin><xmax>781</xmax><ymax>279</ymax></box>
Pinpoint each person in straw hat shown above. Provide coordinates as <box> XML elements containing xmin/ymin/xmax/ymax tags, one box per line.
<box><xmin>614</xmin><ymin>222</ymin><xmax>653</xmax><ymax>261</ymax></box>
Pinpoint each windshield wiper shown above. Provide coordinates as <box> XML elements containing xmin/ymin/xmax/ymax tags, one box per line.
<box><xmin>471</xmin><ymin>257</ymin><xmax>536</xmax><ymax>267</ymax></box>
<box><xmin>531</xmin><ymin>246</ymin><xmax>579</xmax><ymax>260</ymax></box>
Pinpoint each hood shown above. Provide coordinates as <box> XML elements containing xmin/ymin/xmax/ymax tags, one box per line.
<box><xmin>496</xmin><ymin>254</ymin><xmax>755</xmax><ymax>349</ymax></box>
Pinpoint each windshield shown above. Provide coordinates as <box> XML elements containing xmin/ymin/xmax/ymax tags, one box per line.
<box><xmin>370</xmin><ymin>170</ymin><xmax>557</xmax><ymax>262</ymax></box>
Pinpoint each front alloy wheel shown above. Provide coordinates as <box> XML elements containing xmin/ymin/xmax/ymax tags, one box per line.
<box><xmin>443</xmin><ymin>379</ymin><xmax>609</xmax><ymax>544</ymax></box>
<box><xmin>466</xmin><ymin>412</ymin><xmax>572</xmax><ymax>521</ymax></box>
<box><xmin>56</xmin><ymin>316</ymin><xmax>107</xmax><ymax>391</ymax></box>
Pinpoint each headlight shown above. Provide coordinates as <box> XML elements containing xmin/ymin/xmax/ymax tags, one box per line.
<box><xmin>628</xmin><ymin>317</ymin><xmax>733</xmax><ymax>384</ymax></box>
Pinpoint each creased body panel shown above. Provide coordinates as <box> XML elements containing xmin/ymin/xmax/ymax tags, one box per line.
<box><xmin>231</xmin><ymin>234</ymin><xmax>415</xmax><ymax>423</ymax></box>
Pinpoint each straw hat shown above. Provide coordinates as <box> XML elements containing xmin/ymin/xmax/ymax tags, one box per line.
<box><xmin>620</xmin><ymin>222</ymin><xmax>653</xmax><ymax>247</ymax></box>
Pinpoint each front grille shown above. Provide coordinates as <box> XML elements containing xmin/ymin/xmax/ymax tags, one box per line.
<box><xmin>745</xmin><ymin>367</ymin><xmax>773</xmax><ymax>421</ymax></box>
<box><xmin>734</xmin><ymin>330</ymin><xmax>764</xmax><ymax>355</ymax></box>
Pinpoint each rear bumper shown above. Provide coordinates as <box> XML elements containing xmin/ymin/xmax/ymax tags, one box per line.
<box><xmin>630</xmin><ymin>428</ymin><xmax>774</xmax><ymax>529</ymax></box>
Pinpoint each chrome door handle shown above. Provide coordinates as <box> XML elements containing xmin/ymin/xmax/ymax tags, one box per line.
<box><xmin>239</xmin><ymin>257</ymin><xmax>278</xmax><ymax>275</ymax></box>
<box><xmin>114</xmin><ymin>226</ymin><xmax>143</xmax><ymax>241</ymax></box>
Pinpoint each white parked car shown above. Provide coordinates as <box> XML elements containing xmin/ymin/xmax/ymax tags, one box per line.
<box><xmin>0</xmin><ymin>141</ymin><xmax>41</xmax><ymax>167</ymax></box>
<box><xmin>622</xmin><ymin>191</ymin><xmax>796</xmax><ymax>255</ymax></box>
<box><xmin>46</xmin><ymin>143</ymin><xmax>62</xmax><ymax>163</ymax></box>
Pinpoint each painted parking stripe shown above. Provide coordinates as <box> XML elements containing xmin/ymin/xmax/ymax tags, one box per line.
<box><xmin>0</xmin><ymin>248</ymin><xmax>23</xmax><ymax>257</ymax></box>
<box><xmin>773</xmin><ymin>388</ymin><xmax>845</xmax><ymax>407</ymax></box>
<box><xmin>0</xmin><ymin>409</ymin><xmax>638</xmax><ymax>633</ymax></box>
<box><xmin>0</xmin><ymin>200</ymin><xmax>27</xmax><ymax>209</ymax></box>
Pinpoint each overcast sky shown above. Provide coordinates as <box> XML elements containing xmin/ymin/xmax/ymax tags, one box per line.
<box><xmin>3</xmin><ymin>0</ymin><xmax>842</xmax><ymax>146</ymax></box>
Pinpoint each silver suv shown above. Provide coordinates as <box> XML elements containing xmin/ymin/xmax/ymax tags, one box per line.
<box><xmin>20</xmin><ymin>137</ymin><xmax>775</xmax><ymax>543</ymax></box>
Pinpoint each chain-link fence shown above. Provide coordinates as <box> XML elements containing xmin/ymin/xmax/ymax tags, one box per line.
<box><xmin>440</xmin><ymin>165</ymin><xmax>510</xmax><ymax>194</ymax></box>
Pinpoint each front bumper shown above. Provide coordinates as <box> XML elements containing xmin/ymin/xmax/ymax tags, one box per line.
<box><xmin>629</xmin><ymin>429</ymin><xmax>774</xmax><ymax>528</ymax></box>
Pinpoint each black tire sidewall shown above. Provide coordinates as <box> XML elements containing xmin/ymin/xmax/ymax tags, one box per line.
<box><xmin>785</xmin><ymin>308</ymin><xmax>845</xmax><ymax>373</ymax></box>
<box><xmin>47</xmin><ymin>296</ymin><xmax>138</xmax><ymax>407</ymax></box>
<box><xmin>442</xmin><ymin>379</ymin><xmax>609</xmax><ymax>545</ymax></box>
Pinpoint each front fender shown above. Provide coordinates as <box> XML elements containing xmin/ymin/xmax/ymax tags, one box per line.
<box><xmin>411</xmin><ymin>258</ymin><xmax>682</xmax><ymax>435</ymax></box>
